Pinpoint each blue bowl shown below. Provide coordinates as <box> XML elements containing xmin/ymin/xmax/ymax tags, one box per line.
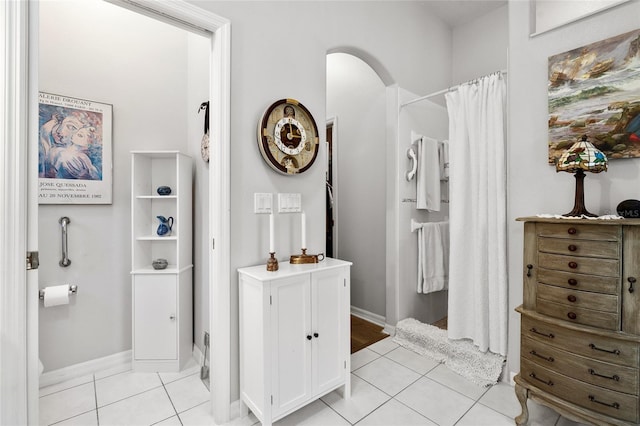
<box><xmin>157</xmin><ymin>186</ymin><xmax>172</xmax><ymax>196</ymax></box>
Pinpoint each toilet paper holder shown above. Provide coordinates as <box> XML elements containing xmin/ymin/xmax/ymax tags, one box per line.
<box><xmin>39</xmin><ymin>285</ymin><xmax>78</xmax><ymax>301</ymax></box>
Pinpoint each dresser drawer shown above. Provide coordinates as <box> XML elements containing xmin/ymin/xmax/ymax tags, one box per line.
<box><xmin>538</xmin><ymin>236</ymin><xmax>619</xmax><ymax>259</ymax></box>
<box><xmin>537</xmin><ymin>283</ymin><xmax>619</xmax><ymax>313</ymax></box>
<box><xmin>522</xmin><ymin>336</ymin><xmax>638</xmax><ymax>395</ymax></box>
<box><xmin>538</xmin><ymin>252</ymin><xmax>620</xmax><ymax>277</ymax></box>
<box><xmin>537</xmin><ymin>268</ymin><xmax>620</xmax><ymax>295</ymax></box>
<box><xmin>522</xmin><ymin>316</ymin><xmax>639</xmax><ymax>367</ymax></box>
<box><xmin>537</xmin><ymin>223</ymin><xmax>621</xmax><ymax>241</ymax></box>
<box><xmin>537</xmin><ymin>299</ymin><xmax>619</xmax><ymax>330</ymax></box>
<box><xmin>521</xmin><ymin>358</ymin><xmax>638</xmax><ymax>423</ymax></box>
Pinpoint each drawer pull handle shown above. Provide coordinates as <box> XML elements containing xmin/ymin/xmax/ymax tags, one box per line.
<box><xmin>568</xmin><ymin>261</ymin><xmax>578</xmax><ymax>269</ymax></box>
<box><xmin>589</xmin><ymin>343</ymin><xmax>620</xmax><ymax>355</ymax></box>
<box><xmin>588</xmin><ymin>369</ymin><xmax>620</xmax><ymax>382</ymax></box>
<box><xmin>530</xmin><ymin>328</ymin><xmax>554</xmax><ymax>339</ymax></box>
<box><xmin>567</xmin><ymin>312</ymin><xmax>577</xmax><ymax>320</ymax></box>
<box><xmin>529</xmin><ymin>372</ymin><xmax>553</xmax><ymax>386</ymax></box>
<box><xmin>588</xmin><ymin>395</ymin><xmax>620</xmax><ymax>409</ymax></box>
<box><xmin>530</xmin><ymin>350</ymin><xmax>554</xmax><ymax>362</ymax></box>
<box><xmin>628</xmin><ymin>277</ymin><xmax>636</xmax><ymax>294</ymax></box>
<box><xmin>526</xmin><ymin>264</ymin><xmax>533</xmax><ymax>277</ymax></box>
<box><xmin>567</xmin><ymin>227</ymin><xmax>577</xmax><ymax>235</ymax></box>
<box><xmin>567</xmin><ymin>295</ymin><xmax>577</xmax><ymax>303</ymax></box>
<box><xmin>568</xmin><ymin>278</ymin><xmax>578</xmax><ymax>286</ymax></box>
<box><xmin>568</xmin><ymin>244</ymin><xmax>577</xmax><ymax>252</ymax></box>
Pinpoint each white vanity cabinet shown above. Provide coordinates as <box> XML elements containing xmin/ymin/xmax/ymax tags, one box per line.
<box><xmin>238</xmin><ymin>259</ymin><xmax>352</xmax><ymax>426</ymax></box>
<box><xmin>131</xmin><ymin>151</ymin><xmax>192</xmax><ymax>372</ymax></box>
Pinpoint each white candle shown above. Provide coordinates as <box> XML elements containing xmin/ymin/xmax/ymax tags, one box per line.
<box><xmin>269</xmin><ymin>213</ymin><xmax>275</xmax><ymax>253</ymax></box>
<box><xmin>301</xmin><ymin>211</ymin><xmax>306</xmax><ymax>249</ymax></box>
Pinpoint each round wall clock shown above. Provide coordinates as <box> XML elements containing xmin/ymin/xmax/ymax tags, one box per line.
<box><xmin>257</xmin><ymin>98</ymin><xmax>319</xmax><ymax>175</ymax></box>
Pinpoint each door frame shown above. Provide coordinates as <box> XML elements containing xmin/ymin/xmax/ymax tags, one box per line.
<box><xmin>1</xmin><ymin>1</ymin><xmax>32</xmax><ymax>424</ymax></box>
<box><xmin>326</xmin><ymin>116</ymin><xmax>339</xmax><ymax>259</ymax></box>
<box><xmin>1</xmin><ymin>1</ymin><xmax>232</xmax><ymax>423</ymax></box>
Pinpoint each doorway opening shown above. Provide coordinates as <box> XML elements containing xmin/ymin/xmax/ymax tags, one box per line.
<box><xmin>325</xmin><ymin>119</ymin><xmax>336</xmax><ymax>259</ymax></box>
<box><xmin>19</xmin><ymin>1</ymin><xmax>231</xmax><ymax>424</ymax></box>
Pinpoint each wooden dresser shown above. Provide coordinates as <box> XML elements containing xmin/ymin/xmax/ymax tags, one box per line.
<box><xmin>515</xmin><ymin>217</ymin><xmax>640</xmax><ymax>425</ymax></box>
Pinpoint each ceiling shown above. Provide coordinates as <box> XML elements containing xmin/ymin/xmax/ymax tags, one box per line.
<box><xmin>423</xmin><ymin>0</ymin><xmax>507</xmax><ymax>27</ymax></box>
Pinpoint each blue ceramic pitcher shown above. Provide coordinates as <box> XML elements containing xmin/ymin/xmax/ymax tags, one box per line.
<box><xmin>156</xmin><ymin>216</ymin><xmax>174</xmax><ymax>236</ymax></box>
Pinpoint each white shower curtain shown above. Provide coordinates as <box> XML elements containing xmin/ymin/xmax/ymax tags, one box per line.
<box><xmin>445</xmin><ymin>72</ymin><xmax>507</xmax><ymax>356</ymax></box>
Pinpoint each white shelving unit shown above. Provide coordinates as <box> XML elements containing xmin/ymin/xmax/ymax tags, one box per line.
<box><xmin>131</xmin><ymin>151</ymin><xmax>193</xmax><ymax>372</ymax></box>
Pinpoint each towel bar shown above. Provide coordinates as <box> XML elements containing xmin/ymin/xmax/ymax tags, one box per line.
<box><xmin>401</xmin><ymin>198</ymin><xmax>449</xmax><ymax>203</ymax></box>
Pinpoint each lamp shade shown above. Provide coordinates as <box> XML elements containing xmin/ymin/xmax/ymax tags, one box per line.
<box><xmin>555</xmin><ymin>135</ymin><xmax>608</xmax><ymax>217</ymax></box>
<box><xmin>556</xmin><ymin>135</ymin><xmax>608</xmax><ymax>174</ymax></box>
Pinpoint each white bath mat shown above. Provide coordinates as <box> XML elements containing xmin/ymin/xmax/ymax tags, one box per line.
<box><xmin>393</xmin><ymin>318</ymin><xmax>505</xmax><ymax>387</ymax></box>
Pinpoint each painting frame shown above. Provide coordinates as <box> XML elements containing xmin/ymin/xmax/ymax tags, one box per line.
<box><xmin>38</xmin><ymin>92</ymin><xmax>113</xmax><ymax>204</ymax></box>
<box><xmin>548</xmin><ymin>28</ymin><xmax>640</xmax><ymax>165</ymax></box>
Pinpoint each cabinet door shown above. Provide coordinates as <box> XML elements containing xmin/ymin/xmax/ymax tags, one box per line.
<box><xmin>312</xmin><ymin>267</ymin><xmax>347</xmax><ymax>394</ymax></box>
<box><xmin>133</xmin><ymin>275</ymin><xmax>177</xmax><ymax>360</ymax></box>
<box><xmin>270</xmin><ymin>275</ymin><xmax>312</xmax><ymax>418</ymax></box>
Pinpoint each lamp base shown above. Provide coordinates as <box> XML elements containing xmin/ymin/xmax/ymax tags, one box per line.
<box><xmin>563</xmin><ymin>169</ymin><xmax>597</xmax><ymax>218</ymax></box>
<box><xmin>562</xmin><ymin>208</ymin><xmax>597</xmax><ymax>218</ymax></box>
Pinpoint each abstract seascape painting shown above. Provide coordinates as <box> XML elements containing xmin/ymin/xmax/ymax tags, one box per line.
<box><xmin>548</xmin><ymin>28</ymin><xmax>640</xmax><ymax>164</ymax></box>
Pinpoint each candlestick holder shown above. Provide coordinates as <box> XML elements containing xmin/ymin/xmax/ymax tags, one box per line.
<box><xmin>266</xmin><ymin>252</ymin><xmax>279</xmax><ymax>271</ymax></box>
<box><xmin>290</xmin><ymin>248</ymin><xmax>325</xmax><ymax>264</ymax></box>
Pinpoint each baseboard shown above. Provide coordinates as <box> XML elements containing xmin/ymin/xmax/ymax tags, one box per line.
<box><xmin>350</xmin><ymin>306</ymin><xmax>386</xmax><ymax>327</ymax></box>
<box><xmin>40</xmin><ymin>344</ymin><xmax>201</xmax><ymax>389</ymax></box>
<box><xmin>383</xmin><ymin>324</ymin><xmax>396</xmax><ymax>336</ymax></box>
<box><xmin>39</xmin><ymin>350</ymin><xmax>132</xmax><ymax>388</ymax></box>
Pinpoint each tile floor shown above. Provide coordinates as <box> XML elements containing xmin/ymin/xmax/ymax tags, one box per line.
<box><xmin>40</xmin><ymin>337</ymin><xmax>590</xmax><ymax>425</ymax></box>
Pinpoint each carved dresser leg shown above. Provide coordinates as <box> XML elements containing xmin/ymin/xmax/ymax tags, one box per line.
<box><xmin>515</xmin><ymin>382</ymin><xmax>529</xmax><ymax>425</ymax></box>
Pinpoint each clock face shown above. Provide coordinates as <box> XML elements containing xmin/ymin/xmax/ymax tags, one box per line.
<box><xmin>258</xmin><ymin>99</ymin><xmax>319</xmax><ymax>175</ymax></box>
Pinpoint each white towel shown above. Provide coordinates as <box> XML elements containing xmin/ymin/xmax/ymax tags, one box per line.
<box><xmin>411</xmin><ymin>219</ymin><xmax>449</xmax><ymax>294</ymax></box>
<box><xmin>439</xmin><ymin>140</ymin><xmax>449</xmax><ymax>181</ymax></box>
<box><xmin>416</xmin><ymin>136</ymin><xmax>441</xmax><ymax>211</ymax></box>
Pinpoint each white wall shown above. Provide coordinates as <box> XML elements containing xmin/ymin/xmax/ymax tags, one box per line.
<box><xmin>188</xmin><ymin>0</ymin><xmax>453</xmax><ymax>399</ymax></box>
<box><xmin>452</xmin><ymin>5</ymin><xmax>509</xmax><ymax>84</ymax></box>
<box><xmin>507</xmin><ymin>0</ymin><xmax>640</xmax><ymax>379</ymax></box>
<box><xmin>326</xmin><ymin>53</ymin><xmax>386</xmax><ymax>318</ymax></box>
<box><xmin>38</xmin><ymin>0</ymin><xmax>209</xmax><ymax>371</ymax></box>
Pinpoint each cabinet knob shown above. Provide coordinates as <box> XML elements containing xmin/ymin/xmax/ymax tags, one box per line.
<box><xmin>568</xmin><ymin>278</ymin><xmax>578</xmax><ymax>286</ymax></box>
<box><xmin>568</xmin><ymin>244</ymin><xmax>577</xmax><ymax>252</ymax></box>
<box><xmin>567</xmin><ymin>227</ymin><xmax>577</xmax><ymax>235</ymax></box>
<box><xmin>313</xmin><ymin>333</ymin><xmax>319</xmax><ymax>338</ymax></box>
<box><xmin>567</xmin><ymin>295</ymin><xmax>577</xmax><ymax>303</ymax></box>
<box><xmin>306</xmin><ymin>335</ymin><xmax>312</xmax><ymax>340</ymax></box>
<box><xmin>169</xmin><ymin>315</ymin><xmax>176</xmax><ymax>321</ymax></box>
<box><xmin>568</xmin><ymin>261</ymin><xmax>578</xmax><ymax>269</ymax></box>
<box><xmin>567</xmin><ymin>312</ymin><xmax>577</xmax><ymax>320</ymax></box>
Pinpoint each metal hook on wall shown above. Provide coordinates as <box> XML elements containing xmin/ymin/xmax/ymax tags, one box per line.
<box><xmin>59</xmin><ymin>216</ymin><xmax>71</xmax><ymax>267</ymax></box>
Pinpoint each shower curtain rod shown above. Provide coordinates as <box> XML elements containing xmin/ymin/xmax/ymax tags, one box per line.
<box><xmin>400</xmin><ymin>69</ymin><xmax>508</xmax><ymax>108</ymax></box>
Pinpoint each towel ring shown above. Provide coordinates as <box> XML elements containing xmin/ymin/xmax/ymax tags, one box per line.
<box><xmin>406</xmin><ymin>147</ymin><xmax>417</xmax><ymax>181</ymax></box>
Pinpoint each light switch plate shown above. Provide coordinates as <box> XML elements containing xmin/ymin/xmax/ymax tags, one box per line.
<box><xmin>254</xmin><ymin>193</ymin><xmax>272</xmax><ymax>214</ymax></box>
<box><xmin>278</xmin><ymin>193</ymin><xmax>301</xmax><ymax>213</ymax></box>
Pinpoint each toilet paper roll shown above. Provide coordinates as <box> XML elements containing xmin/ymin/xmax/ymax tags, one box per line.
<box><xmin>43</xmin><ymin>285</ymin><xmax>70</xmax><ymax>307</ymax></box>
